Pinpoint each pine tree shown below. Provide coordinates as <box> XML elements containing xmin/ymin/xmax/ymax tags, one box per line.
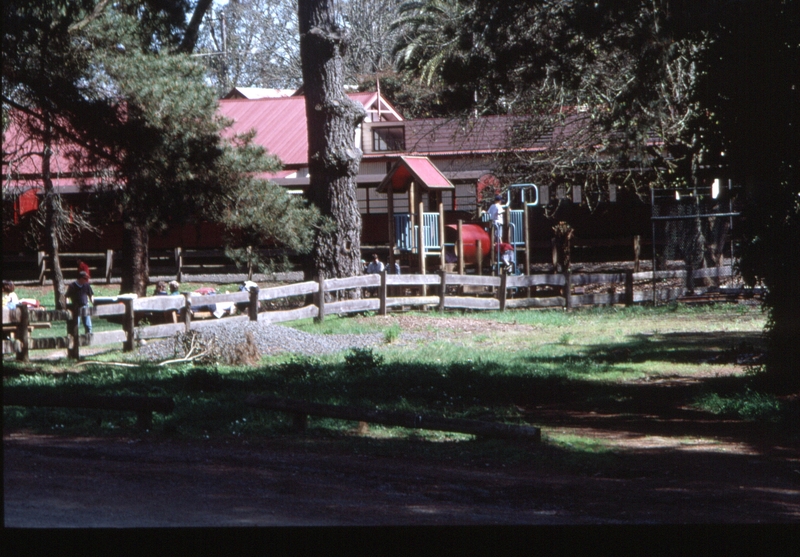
<box><xmin>298</xmin><ymin>0</ymin><xmax>366</xmax><ymax>281</ymax></box>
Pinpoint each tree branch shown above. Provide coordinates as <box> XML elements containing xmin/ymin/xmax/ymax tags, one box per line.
<box><xmin>2</xmin><ymin>94</ymin><xmax>119</xmax><ymax>167</ymax></box>
<box><xmin>68</xmin><ymin>0</ymin><xmax>112</xmax><ymax>33</ymax></box>
<box><xmin>178</xmin><ymin>0</ymin><xmax>214</xmax><ymax>54</ymax></box>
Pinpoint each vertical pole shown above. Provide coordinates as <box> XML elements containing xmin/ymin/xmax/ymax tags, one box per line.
<box><xmin>16</xmin><ymin>305</ymin><xmax>29</xmax><ymax>363</ymax></box>
<box><xmin>651</xmin><ymin>187</ymin><xmax>657</xmax><ymax>306</ymax></box>
<box><xmin>438</xmin><ymin>200</ymin><xmax>445</xmax><ymax>270</ymax></box>
<box><xmin>476</xmin><ymin>240</ymin><xmax>483</xmax><ymax>276</ymax></box>
<box><xmin>499</xmin><ymin>271</ymin><xmax>508</xmax><ymax>311</ymax></box>
<box><xmin>175</xmin><ymin>247</ymin><xmax>183</xmax><ymax>282</ymax></box>
<box><xmin>438</xmin><ymin>269</ymin><xmax>446</xmax><ymax>313</ymax></box>
<box><xmin>68</xmin><ymin>305</ymin><xmax>80</xmax><ymax>360</ymax></box>
<box><xmin>633</xmin><ymin>235</ymin><xmax>641</xmax><ymax>273</ymax></box>
<box><xmin>523</xmin><ymin>205</ymin><xmax>531</xmax><ymax>275</ymax></box>
<box><xmin>379</xmin><ymin>269</ymin><xmax>388</xmax><ymax>316</ymax></box>
<box><xmin>105</xmin><ymin>249</ymin><xmax>114</xmax><ymax>283</ymax></box>
<box><xmin>387</xmin><ymin>184</ymin><xmax>395</xmax><ymax>267</ymax></box>
<box><xmin>625</xmin><ymin>271</ymin><xmax>634</xmax><ymax>307</ymax></box>
<box><xmin>524</xmin><ymin>206</ymin><xmax>532</xmax><ymax>298</ymax></box>
<box><xmin>316</xmin><ymin>274</ymin><xmax>325</xmax><ymax>323</ymax></box>
<box><xmin>408</xmin><ymin>182</ymin><xmax>416</xmax><ymax>253</ymax></box>
<box><xmin>248</xmin><ymin>286</ymin><xmax>259</xmax><ymax>321</ymax></box>
<box><xmin>457</xmin><ymin>220</ymin><xmax>464</xmax><ymax>275</ymax></box>
<box><xmin>418</xmin><ymin>200</ymin><xmax>426</xmax><ymax>297</ymax></box>
<box><xmin>123</xmin><ymin>298</ymin><xmax>135</xmax><ymax>352</ymax></box>
<box><xmin>490</xmin><ymin>222</ymin><xmax>496</xmax><ymax>275</ymax></box>
<box><xmin>38</xmin><ymin>251</ymin><xmax>46</xmax><ymax>285</ymax></box>
<box><xmin>504</xmin><ymin>206</ymin><xmax>511</xmax><ymax>244</ymax></box>
<box><xmin>183</xmin><ymin>292</ymin><xmax>192</xmax><ymax>332</ymax></box>
<box><xmin>564</xmin><ymin>270</ymin><xmax>572</xmax><ymax>310</ymax></box>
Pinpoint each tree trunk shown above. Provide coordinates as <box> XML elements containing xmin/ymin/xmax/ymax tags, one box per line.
<box><xmin>298</xmin><ymin>0</ymin><xmax>366</xmax><ymax>282</ymax></box>
<box><xmin>120</xmin><ymin>218</ymin><xmax>149</xmax><ymax>296</ymax></box>
<box><xmin>41</xmin><ymin>120</ymin><xmax>66</xmax><ymax>310</ymax></box>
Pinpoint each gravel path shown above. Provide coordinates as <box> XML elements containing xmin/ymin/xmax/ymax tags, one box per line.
<box><xmin>138</xmin><ymin>320</ymin><xmax>386</xmax><ymax>362</ymax></box>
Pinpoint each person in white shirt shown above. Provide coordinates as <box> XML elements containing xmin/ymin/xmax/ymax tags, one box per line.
<box><xmin>366</xmin><ymin>253</ymin><xmax>385</xmax><ymax>274</ymax></box>
<box><xmin>487</xmin><ymin>194</ymin><xmax>505</xmax><ymax>241</ymax></box>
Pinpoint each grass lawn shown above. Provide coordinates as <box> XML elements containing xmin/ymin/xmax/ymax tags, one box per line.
<box><xmin>6</xmin><ymin>302</ymin><xmax>796</xmax><ymax>462</ymax></box>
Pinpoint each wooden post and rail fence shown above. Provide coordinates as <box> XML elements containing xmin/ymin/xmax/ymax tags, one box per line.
<box><xmin>2</xmin><ymin>265</ymin><xmax>750</xmax><ymax>362</ymax></box>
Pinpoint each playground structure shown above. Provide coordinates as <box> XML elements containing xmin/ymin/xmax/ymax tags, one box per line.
<box><xmin>378</xmin><ymin>159</ymin><xmax>540</xmax><ymax>279</ymax></box>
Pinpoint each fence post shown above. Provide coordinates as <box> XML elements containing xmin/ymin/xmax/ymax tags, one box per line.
<box><xmin>183</xmin><ymin>292</ymin><xmax>192</xmax><ymax>332</ymax></box>
<box><xmin>316</xmin><ymin>274</ymin><xmax>325</xmax><ymax>323</ymax></box>
<box><xmin>476</xmin><ymin>240</ymin><xmax>483</xmax><ymax>276</ymax></box>
<box><xmin>457</xmin><ymin>220</ymin><xmax>465</xmax><ymax>275</ymax></box>
<box><xmin>633</xmin><ymin>235</ymin><xmax>641</xmax><ymax>273</ymax></box>
<box><xmin>68</xmin><ymin>305</ymin><xmax>80</xmax><ymax>360</ymax></box>
<box><xmin>438</xmin><ymin>269</ymin><xmax>447</xmax><ymax>313</ymax></box>
<box><xmin>105</xmin><ymin>250</ymin><xmax>114</xmax><ymax>283</ymax></box>
<box><xmin>564</xmin><ymin>270</ymin><xmax>572</xmax><ymax>310</ymax></box>
<box><xmin>625</xmin><ymin>271</ymin><xmax>634</xmax><ymax>307</ymax></box>
<box><xmin>379</xmin><ymin>270</ymin><xmax>388</xmax><ymax>316</ymax></box>
<box><xmin>248</xmin><ymin>286</ymin><xmax>259</xmax><ymax>321</ymax></box>
<box><xmin>123</xmin><ymin>298</ymin><xmax>135</xmax><ymax>352</ymax></box>
<box><xmin>38</xmin><ymin>251</ymin><xmax>47</xmax><ymax>285</ymax></box>
<box><xmin>175</xmin><ymin>247</ymin><xmax>183</xmax><ymax>282</ymax></box>
<box><xmin>16</xmin><ymin>305</ymin><xmax>29</xmax><ymax>363</ymax></box>
<box><xmin>499</xmin><ymin>271</ymin><xmax>508</xmax><ymax>311</ymax></box>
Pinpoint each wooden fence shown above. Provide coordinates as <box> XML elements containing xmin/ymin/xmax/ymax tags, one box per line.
<box><xmin>2</xmin><ymin>266</ymin><xmax>753</xmax><ymax>361</ymax></box>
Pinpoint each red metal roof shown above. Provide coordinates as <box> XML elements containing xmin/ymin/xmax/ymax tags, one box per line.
<box><xmin>218</xmin><ymin>91</ymin><xmax>380</xmax><ymax>167</ymax></box>
<box><xmin>377</xmin><ymin>156</ymin><xmax>454</xmax><ymax>193</ymax></box>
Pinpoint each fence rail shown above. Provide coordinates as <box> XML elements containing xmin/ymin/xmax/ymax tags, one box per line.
<box><xmin>3</xmin><ymin>266</ymin><xmax>755</xmax><ymax>361</ymax></box>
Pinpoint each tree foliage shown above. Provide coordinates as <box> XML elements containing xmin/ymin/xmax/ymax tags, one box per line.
<box><xmin>391</xmin><ymin>0</ymin><xmax>799</xmax><ymax>389</ymax></box>
<box><xmin>196</xmin><ymin>0</ymin><xmax>403</xmax><ymax>97</ymax></box>
<box><xmin>3</xmin><ymin>0</ymin><xmax>321</xmax><ymax>296</ymax></box>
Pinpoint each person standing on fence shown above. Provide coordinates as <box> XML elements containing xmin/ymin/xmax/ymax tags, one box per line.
<box><xmin>487</xmin><ymin>194</ymin><xmax>505</xmax><ymax>242</ymax></box>
<box><xmin>66</xmin><ymin>271</ymin><xmax>94</xmax><ymax>335</ymax></box>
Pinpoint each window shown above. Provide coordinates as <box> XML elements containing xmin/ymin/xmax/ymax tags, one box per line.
<box><xmin>454</xmin><ymin>184</ymin><xmax>477</xmax><ymax>213</ymax></box>
<box><xmin>372</xmin><ymin>126</ymin><xmax>405</xmax><ymax>152</ymax></box>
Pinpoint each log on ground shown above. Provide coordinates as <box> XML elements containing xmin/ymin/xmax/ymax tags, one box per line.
<box><xmin>246</xmin><ymin>394</ymin><xmax>540</xmax><ymax>441</ymax></box>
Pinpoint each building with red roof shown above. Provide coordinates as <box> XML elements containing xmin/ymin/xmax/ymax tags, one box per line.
<box><xmin>3</xmin><ymin>89</ymin><xmax>653</xmax><ymax>265</ymax></box>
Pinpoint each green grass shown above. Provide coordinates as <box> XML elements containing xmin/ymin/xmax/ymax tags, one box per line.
<box><xmin>6</xmin><ymin>303</ymin><xmax>795</xmax><ymax>461</ymax></box>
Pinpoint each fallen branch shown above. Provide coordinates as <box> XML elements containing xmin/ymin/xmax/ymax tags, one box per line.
<box><xmin>75</xmin><ymin>361</ymin><xmax>139</xmax><ymax>368</ymax></box>
<box><xmin>158</xmin><ymin>349</ymin><xmax>212</xmax><ymax>366</ymax></box>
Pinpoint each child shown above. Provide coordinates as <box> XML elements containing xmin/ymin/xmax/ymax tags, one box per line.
<box><xmin>3</xmin><ymin>280</ymin><xmax>19</xmax><ymax>309</ymax></box>
<box><xmin>66</xmin><ymin>271</ymin><xmax>94</xmax><ymax>335</ymax></box>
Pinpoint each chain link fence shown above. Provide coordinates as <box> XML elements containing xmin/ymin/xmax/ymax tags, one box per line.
<box><xmin>650</xmin><ymin>183</ymin><xmax>741</xmax><ymax>299</ymax></box>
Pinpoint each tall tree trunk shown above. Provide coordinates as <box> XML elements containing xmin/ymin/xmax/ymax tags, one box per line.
<box><xmin>298</xmin><ymin>0</ymin><xmax>366</xmax><ymax>282</ymax></box>
<box><xmin>41</xmin><ymin>119</ymin><xmax>66</xmax><ymax>310</ymax></box>
<box><xmin>120</xmin><ymin>217</ymin><xmax>149</xmax><ymax>296</ymax></box>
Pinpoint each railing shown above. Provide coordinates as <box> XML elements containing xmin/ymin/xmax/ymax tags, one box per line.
<box><xmin>393</xmin><ymin>213</ymin><xmax>441</xmax><ymax>252</ymax></box>
<box><xmin>422</xmin><ymin>212</ymin><xmax>440</xmax><ymax>251</ymax></box>
<box><xmin>2</xmin><ymin>266</ymin><xmax>754</xmax><ymax>361</ymax></box>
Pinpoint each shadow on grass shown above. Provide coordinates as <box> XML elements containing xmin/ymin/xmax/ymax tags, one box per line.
<box><xmin>4</xmin><ymin>342</ymin><xmax>796</xmax><ymax>453</ymax></box>
<box><xmin>526</xmin><ymin>330</ymin><xmax>766</xmax><ymax>367</ymax></box>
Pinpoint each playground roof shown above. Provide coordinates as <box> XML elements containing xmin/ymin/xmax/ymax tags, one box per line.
<box><xmin>377</xmin><ymin>156</ymin><xmax>454</xmax><ymax>194</ymax></box>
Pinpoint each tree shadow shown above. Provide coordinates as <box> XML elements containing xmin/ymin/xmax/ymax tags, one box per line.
<box><xmin>525</xmin><ymin>330</ymin><xmax>766</xmax><ymax>367</ymax></box>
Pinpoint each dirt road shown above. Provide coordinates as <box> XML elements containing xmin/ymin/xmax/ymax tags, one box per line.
<box><xmin>5</xmin><ymin>418</ymin><xmax>799</xmax><ymax>528</ymax></box>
